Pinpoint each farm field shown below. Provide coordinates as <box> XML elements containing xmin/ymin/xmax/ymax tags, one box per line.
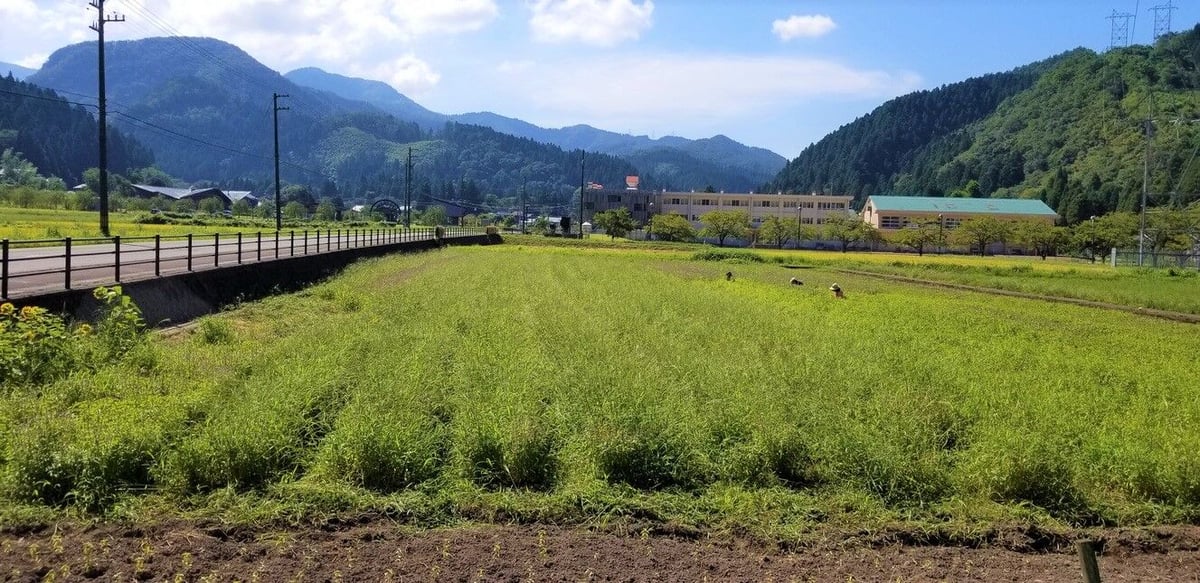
<box><xmin>765</xmin><ymin>248</ymin><xmax>1200</xmax><ymax>315</ymax></box>
<box><xmin>0</xmin><ymin>207</ymin><xmax>386</xmax><ymax>242</ymax></box>
<box><xmin>505</xmin><ymin>235</ymin><xmax>1200</xmax><ymax>316</ymax></box>
<box><xmin>3</xmin><ymin>242</ymin><xmax>1200</xmax><ymax>579</ymax></box>
<box><xmin>2</xmin><ymin>244</ymin><xmax>1199</xmax><ymax>543</ymax></box>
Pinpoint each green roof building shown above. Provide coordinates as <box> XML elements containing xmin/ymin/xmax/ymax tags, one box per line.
<box><xmin>862</xmin><ymin>195</ymin><xmax>1058</xmax><ymax>230</ymax></box>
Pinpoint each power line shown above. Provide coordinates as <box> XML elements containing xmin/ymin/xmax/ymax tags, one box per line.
<box><xmin>0</xmin><ymin>87</ymin><xmax>96</xmax><ymax>109</ymax></box>
<box><xmin>115</xmin><ymin>2</ymin><xmax>275</xmax><ymax>93</ymax></box>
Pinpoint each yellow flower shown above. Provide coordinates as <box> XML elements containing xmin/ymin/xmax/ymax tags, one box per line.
<box><xmin>75</xmin><ymin>323</ymin><xmax>93</xmax><ymax>336</ymax></box>
<box><xmin>0</xmin><ymin>303</ymin><xmax>13</xmax><ymax>316</ymax></box>
<box><xmin>18</xmin><ymin>306</ymin><xmax>36</xmax><ymax>320</ymax></box>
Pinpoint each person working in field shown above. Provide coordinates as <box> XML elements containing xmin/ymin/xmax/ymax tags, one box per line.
<box><xmin>830</xmin><ymin>283</ymin><xmax>844</xmax><ymax>299</ymax></box>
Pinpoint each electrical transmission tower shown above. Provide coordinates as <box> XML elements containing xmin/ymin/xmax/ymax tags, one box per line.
<box><xmin>1150</xmin><ymin>1</ymin><xmax>1178</xmax><ymax>40</ymax></box>
<box><xmin>1107</xmin><ymin>10</ymin><xmax>1135</xmax><ymax>50</ymax></box>
<box><xmin>90</xmin><ymin>0</ymin><xmax>124</xmax><ymax>237</ymax></box>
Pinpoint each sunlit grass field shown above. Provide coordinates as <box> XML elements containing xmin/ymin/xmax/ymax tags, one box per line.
<box><xmin>0</xmin><ymin>208</ymin><xmax>249</xmax><ymax>240</ymax></box>
<box><xmin>2</xmin><ymin>244</ymin><xmax>1198</xmax><ymax>538</ymax></box>
<box><xmin>510</xmin><ymin>235</ymin><xmax>1200</xmax><ymax>315</ymax></box>
<box><xmin>765</xmin><ymin>248</ymin><xmax>1200</xmax><ymax>315</ymax></box>
<box><xmin>0</xmin><ymin>207</ymin><xmax>386</xmax><ymax>242</ymax></box>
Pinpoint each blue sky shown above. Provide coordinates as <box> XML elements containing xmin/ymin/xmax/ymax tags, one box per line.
<box><xmin>2</xmin><ymin>1</ymin><xmax>1197</xmax><ymax>158</ymax></box>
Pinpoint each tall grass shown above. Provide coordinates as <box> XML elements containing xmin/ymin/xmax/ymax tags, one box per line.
<box><xmin>1</xmin><ymin>245</ymin><xmax>1199</xmax><ymax>534</ymax></box>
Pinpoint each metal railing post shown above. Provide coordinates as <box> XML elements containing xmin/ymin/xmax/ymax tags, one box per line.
<box><xmin>257</xmin><ymin>232</ymin><xmax>262</xmax><ymax>262</ymax></box>
<box><xmin>237</xmin><ymin>233</ymin><xmax>243</xmax><ymax>264</ymax></box>
<box><xmin>154</xmin><ymin>235</ymin><xmax>161</xmax><ymax>276</ymax></box>
<box><xmin>1</xmin><ymin>239</ymin><xmax>8</xmax><ymax>299</ymax></box>
<box><xmin>187</xmin><ymin>234</ymin><xmax>193</xmax><ymax>271</ymax></box>
<box><xmin>114</xmin><ymin>235</ymin><xmax>121</xmax><ymax>282</ymax></box>
<box><xmin>326</xmin><ymin>229</ymin><xmax>330</xmax><ymax>251</ymax></box>
<box><xmin>304</xmin><ymin>230</ymin><xmax>308</xmax><ymax>255</ymax></box>
<box><xmin>213</xmin><ymin>233</ymin><xmax>220</xmax><ymax>267</ymax></box>
<box><xmin>274</xmin><ymin>231</ymin><xmax>279</xmax><ymax>259</ymax></box>
<box><xmin>64</xmin><ymin>237</ymin><xmax>72</xmax><ymax>290</ymax></box>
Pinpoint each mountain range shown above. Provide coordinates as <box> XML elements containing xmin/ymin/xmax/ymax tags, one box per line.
<box><xmin>8</xmin><ymin>27</ymin><xmax>1199</xmax><ymax>222</ymax></box>
<box><xmin>767</xmin><ymin>24</ymin><xmax>1200</xmax><ymax>222</ymax></box>
<box><xmin>16</xmin><ymin>37</ymin><xmax>780</xmax><ymax>207</ymax></box>
<box><xmin>23</xmin><ymin>37</ymin><xmax>652</xmax><ymax>208</ymax></box>
<box><xmin>0</xmin><ymin>61</ymin><xmax>34</xmax><ymax>80</ymax></box>
<box><xmin>283</xmin><ymin>67</ymin><xmax>786</xmax><ymax>190</ymax></box>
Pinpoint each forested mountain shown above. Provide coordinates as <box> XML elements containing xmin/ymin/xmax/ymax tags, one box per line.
<box><xmin>768</xmin><ymin>26</ymin><xmax>1200</xmax><ymax>223</ymax></box>
<box><xmin>0</xmin><ymin>62</ymin><xmax>34</xmax><ymax>81</ymax></box>
<box><xmin>0</xmin><ymin>75</ymin><xmax>153</xmax><ymax>184</ymax></box>
<box><xmin>284</xmin><ymin>67</ymin><xmax>446</xmax><ymax>131</ymax></box>
<box><xmin>285</xmin><ymin>67</ymin><xmax>785</xmax><ymax>191</ymax></box>
<box><xmin>23</xmin><ymin>37</ymin><xmax>637</xmax><ymax>206</ymax></box>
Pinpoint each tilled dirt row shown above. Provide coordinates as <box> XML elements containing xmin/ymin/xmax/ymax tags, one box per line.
<box><xmin>3</xmin><ymin>521</ymin><xmax>1199</xmax><ymax>582</ymax></box>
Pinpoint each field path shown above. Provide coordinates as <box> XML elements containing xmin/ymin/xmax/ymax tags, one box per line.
<box><xmin>838</xmin><ymin>268</ymin><xmax>1200</xmax><ymax>323</ymax></box>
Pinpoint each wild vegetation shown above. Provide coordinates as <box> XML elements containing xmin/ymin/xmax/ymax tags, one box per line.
<box><xmin>1</xmin><ymin>245</ymin><xmax>1197</xmax><ymax>538</ymax></box>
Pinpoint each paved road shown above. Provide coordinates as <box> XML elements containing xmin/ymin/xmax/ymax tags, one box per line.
<box><xmin>2</xmin><ymin>229</ymin><xmax>445</xmax><ymax>299</ymax></box>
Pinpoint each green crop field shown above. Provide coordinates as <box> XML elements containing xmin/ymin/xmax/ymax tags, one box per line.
<box><xmin>0</xmin><ymin>207</ymin><xmax>392</xmax><ymax>242</ymax></box>
<box><xmin>2</xmin><ymin>243</ymin><xmax>1198</xmax><ymax>540</ymax></box>
<box><xmin>0</xmin><ymin>208</ymin><xmax>248</xmax><ymax>240</ymax></box>
<box><xmin>765</xmin><ymin>248</ymin><xmax>1200</xmax><ymax>315</ymax></box>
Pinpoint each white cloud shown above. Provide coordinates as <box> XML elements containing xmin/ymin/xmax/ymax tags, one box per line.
<box><xmin>16</xmin><ymin>53</ymin><xmax>49</xmax><ymax>69</ymax></box>
<box><xmin>354</xmin><ymin>55</ymin><xmax>441</xmax><ymax>95</ymax></box>
<box><xmin>772</xmin><ymin>14</ymin><xmax>836</xmax><ymax>41</ymax></box>
<box><xmin>0</xmin><ymin>0</ymin><xmax>92</xmax><ymax>68</ymax></box>
<box><xmin>497</xmin><ymin>59</ymin><xmax>535</xmax><ymax>73</ymax></box>
<box><xmin>529</xmin><ymin>0</ymin><xmax>653</xmax><ymax>47</ymax></box>
<box><xmin>486</xmin><ymin>53</ymin><xmax>920</xmax><ymax>125</ymax></box>
<box><xmin>0</xmin><ymin>0</ymin><xmax>501</xmax><ymax>92</ymax></box>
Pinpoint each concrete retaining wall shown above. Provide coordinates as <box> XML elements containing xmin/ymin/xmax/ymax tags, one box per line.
<box><xmin>16</xmin><ymin>234</ymin><xmax>500</xmax><ymax>326</ymax></box>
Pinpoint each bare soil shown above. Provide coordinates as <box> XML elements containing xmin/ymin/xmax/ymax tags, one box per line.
<box><xmin>3</xmin><ymin>521</ymin><xmax>1200</xmax><ymax>582</ymax></box>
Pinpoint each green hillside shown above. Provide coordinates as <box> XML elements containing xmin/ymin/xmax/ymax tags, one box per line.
<box><xmin>0</xmin><ymin>75</ymin><xmax>153</xmax><ymax>184</ymax></box>
<box><xmin>769</xmin><ymin>25</ymin><xmax>1200</xmax><ymax>223</ymax></box>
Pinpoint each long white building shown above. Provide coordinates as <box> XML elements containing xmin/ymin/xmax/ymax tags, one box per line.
<box><xmin>654</xmin><ymin>191</ymin><xmax>855</xmax><ymax>228</ymax></box>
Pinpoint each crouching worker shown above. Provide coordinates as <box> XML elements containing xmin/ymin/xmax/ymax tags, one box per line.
<box><xmin>830</xmin><ymin>283</ymin><xmax>845</xmax><ymax>299</ymax></box>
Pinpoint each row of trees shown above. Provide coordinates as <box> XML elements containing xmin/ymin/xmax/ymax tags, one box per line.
<box><xmin>580</xmin><ymin>206</ymin><xmax>1200</xmax><ymax>258</ymax></box>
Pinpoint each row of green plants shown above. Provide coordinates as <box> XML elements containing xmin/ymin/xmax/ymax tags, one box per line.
<box><xmin>0</xmin><ymin>248</ymin><xmax>1197</xmax><ymax>533</ymax></box>
<box><xmin>0</xmin><ymin>286</ymin><xmax>146</xmax><ymax>391</ymax></box>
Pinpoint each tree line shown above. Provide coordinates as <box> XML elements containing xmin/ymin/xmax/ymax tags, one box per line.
<box><xmin>579</xmin><ymin>205</ymin><xmax>1199</xmax><ymax>259</ymax></box>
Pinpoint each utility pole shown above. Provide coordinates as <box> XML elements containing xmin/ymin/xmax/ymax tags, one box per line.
<box><xmin>90</xmin><ymin>0</ymin><xmax>123</xmax><ymax>237</ymax></box>
<box><xmin>521</xmin><ymin>179</ymin><xmax>527</xmax><ymax>234</ymax></box>
<box><xmin>404</xmin><ymin>147</ymin><xmax>413</xmax><ymax>228</ymax></box>
<box><xmin>272</xmin><ymin>92</ymin><xmax>289</xmax><ymax>231</ymax></box>
<box><xmin>579</xmin><ymin>152</ymin><xmax>585</xmax><ymax>238</ymax></box>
